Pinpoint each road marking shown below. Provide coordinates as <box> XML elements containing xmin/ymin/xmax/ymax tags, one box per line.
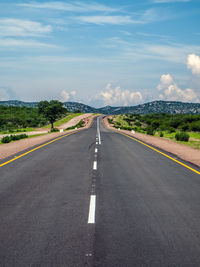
<box><xmin>93</xmin><ymin>161</ymin><xmax>97</xmax><ymax>170</ymax></box>
<box><xmin>119</xmin><ymin>132</ymin><xmax>200</xmax><ymax>175</ymax></box>
<box><xmin>0</xmin><ymin>132</ymin><xmax>75</xmax><ymax>168</ymax></box>
<box><xmin>97</xmin><ymin>117</ymin><xmax>101</xmax><ymax>145</ymax></box>
<box><xmin>95</xmin><ymin>148</ymin><xmax>98</xmax><ymax>153</ymax></box>
<box><xmin>88</xmin><ymin>195</ymin><xmax>96</xmax><ymax>224</ymax></box>
<box><xmin>96</xmin><ymin>142</ymin><xmax>98</xmax><ymax>145</ymax></box>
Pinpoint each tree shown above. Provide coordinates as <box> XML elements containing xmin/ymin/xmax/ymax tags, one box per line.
<box><xmin>38</xmin><ymin>100</ymin><xmax>67</xmax><ymax>130</ymax></box>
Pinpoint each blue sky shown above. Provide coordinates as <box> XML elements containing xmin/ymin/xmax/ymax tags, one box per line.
<box><xmin>0</xmin><ymin>0</ymin><xmax>200</xmax><ymax>106</ymax></box>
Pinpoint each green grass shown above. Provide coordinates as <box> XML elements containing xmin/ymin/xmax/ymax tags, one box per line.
<box><xmin>44</xmin><ymin>113</ymin><xmax>83</xmax><ymax>128</ymax></box>
<box><xmin>0</xmin><ymin>127</ymin><xmax>35</xmax><ymax>134</ymax></box>
<box><xmin>154</xmin><ymin>131</ymin><xmax>200</xmax><ymax>149</ymax></box>
<box><xmin>115</xmin><ymin>115</ymin><xmax>130</xmax><ymax>127</ymax></box>
<box><xmin>0</xmin><ymin>132</ymin><xmax>49</xmax><ymax>145</ymax></box>
<box><xmin>28</xmin><ymin>133</ymin><xmax>48</xmax><ymax>138</ymax></box>
<box><xmin>114</xmin><ymin>115</ymin><xmax>200</xmax><ymax>150</ymax></box>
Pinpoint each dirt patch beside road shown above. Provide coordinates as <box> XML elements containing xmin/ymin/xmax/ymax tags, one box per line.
<box><xmin>0</xmin><ymin>114</ymin><xmax>96</xmax><ymax>161</ymax></box>
<box><xmin>104</xmin><ymin>117</ymin><xmax>200</xmax><ymax>168</ymax></box>
<box><xmin>57</xmin><ymin>113</ymin><xmax>92</xmax><ymax>129</ymax></box>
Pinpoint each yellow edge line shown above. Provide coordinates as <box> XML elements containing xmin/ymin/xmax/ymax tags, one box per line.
<box><xmin>0</xmin><ymin>132</ymin><xmax>75</xmax><ymax>168</ymax></box>
<box><xmin>119</xmin><ymin>132</ymin><xmax>200</xmax><ymax>175</ymax></box>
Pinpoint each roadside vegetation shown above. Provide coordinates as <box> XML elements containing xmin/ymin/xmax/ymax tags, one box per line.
<box><xmin>65</xmin><ymin>120</ymin><xmax>84</xmax><ymax>130</ymax></box>
<box><xmin>44</xmin><ymin>113</ymin><xmax>83</xmax><ymax>129</ymax></box>
<box><xmin>0</xmin><ymin>101</ymin><xmax>87</xmax><ymax>145</ymax></box>
<box><xmin>1</xmin><ymin>134</ymin><xmax>28</xmax><ymax>144</ymax></box>
<box><xmin>111</xmin><ymin>114</ymin><xmax>200</xmax><ymax>149</ymax></box>
<box><xmin>0</xmin><ymin>101</ymin><xmax>73</xmax><ymax>134</ymax></box>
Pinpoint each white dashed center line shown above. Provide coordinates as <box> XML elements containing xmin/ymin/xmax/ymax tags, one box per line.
<box><xmin>95</xmin><ymin>148</ymin><xmax>98</xmax><ymax>153</ymax></box>
<box><xmin>88</xmin><ymin>195</ymin><xmax>96</xmax><ymax>224</ymax></box>
<box><xmin>97</xmin><ymin>117</ymin><xmax>101</xmax><ymax>145</ymax></box>
<box><xmin>93</xmin><ymin>161</ymin><xmax>97</xmax><ymax>170</ymax></box>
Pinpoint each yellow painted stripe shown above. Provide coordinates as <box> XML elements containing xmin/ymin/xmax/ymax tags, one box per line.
<box><xmin>119</xmin><ymin>132</ymin><xmax>200</xmax><ymax>175</ymax></box>
<box><xmin>0</xmin><ymin>132</ymin><xmax>75</xmax><ymax>168</ymax></box>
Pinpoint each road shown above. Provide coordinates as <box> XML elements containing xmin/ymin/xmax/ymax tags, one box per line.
<box><xmin>0</xmin><ymin>117</ymin><xmax>200</xmax><ymax>266</ymax></box>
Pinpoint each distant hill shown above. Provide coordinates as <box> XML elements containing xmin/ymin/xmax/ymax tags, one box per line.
<box><xmin>0</xmin><ymin>100</ymin><xmax>200</xmax><ymax>114</ymax></box>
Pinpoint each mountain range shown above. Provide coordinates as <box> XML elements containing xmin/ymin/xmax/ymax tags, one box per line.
<box><xmin>0</xmin><ymin>100</ymin><xmax>200</xmax><ymax>114</ymax></box>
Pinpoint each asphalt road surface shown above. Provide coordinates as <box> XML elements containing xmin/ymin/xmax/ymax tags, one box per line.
<box><xmin>0</xmin><ymin>117</ymin><xmax>200</xmax><ymax>267</ymax></box>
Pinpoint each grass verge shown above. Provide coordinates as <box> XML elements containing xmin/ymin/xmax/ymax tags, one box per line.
<box><xmin>44</xmin><ymin>113</ymin><xmax>83</xmax><ymax>128</ymax></box>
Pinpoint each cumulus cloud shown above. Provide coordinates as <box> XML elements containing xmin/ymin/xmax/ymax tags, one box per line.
<box><xmin>60</xmin><ymin>90</ymin><xmax>76</xmax><ymax>102</ymax></box>
<box><xmin>157</xmin><ymin>74</ymin><xmax>198</xmax><ymax>102</ymax></box>
<box><xmin>99</xmin><ymin>83</ymin><xmax>143</xmax><ymax>106</ymax></box>
<box><xmin>157</xmin><ymin>74</ymin><xmax>173</xmax><ymax>91</ymax></box>
<box><xmin>187</xmin><ymin>54</ymin><xmax>200</xmax><ymax>75</ymax></box>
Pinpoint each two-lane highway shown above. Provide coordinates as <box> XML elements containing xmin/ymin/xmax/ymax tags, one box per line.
<box><xmin>0</xmin><ymin>117</ymin><xmax>200</xmax><ymax>266</ymax></box>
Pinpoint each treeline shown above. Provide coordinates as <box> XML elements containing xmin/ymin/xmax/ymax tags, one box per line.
<box><xmin>0</xmin><ymin>104</ymin><xmax>67</xmax><ymax>131</ymax></box>
<box><xmin>113</xmin><ymin>113</ymin><xmax>200</xmax><ymax>133</ymax></box>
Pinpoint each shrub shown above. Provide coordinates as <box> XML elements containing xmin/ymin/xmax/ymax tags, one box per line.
<box><xmin>108</xmin><ymin>118</ymin><xmax>113</xmax><ymax>124</ymax></box>
<box><xmin>160</xmin><ymin>132</ymin><xmax>164</xmax><ymax>137</ymax></box>
<box><xmin>50</xmin><ymin>128</ymin><xmax>59</xmax><ymax>132</ymax></box>
<box><xmin>121</xmin><ymin>126</ymin><xmax>132</xmax><ymax>131</ymax></box>
<box><xmin>1</xmin><ymin>136</ymin><xmax>11</xmax><ymax>143</ymax></box>
<box><xmin>10</xmin><ymin>135</ymin><xmax>21</xmax><ymax>141</ymax></box>
<box><xmin>135</xmin><ymin>121</ymin><xmax>141</xmax><ymax>127</ymax></box>
<box><xmin>65</xmin><ymin>120</ymin><xmax>84</xmax><ymax>131</ymax></box>
<box><xmin>1</xmin><ymin>134</ymin><xmax>28</xmax><ymax>143</ymax></box>
<box><xmin>179</xmin><ymin>123</ymin><xmax>189</xmax><ymax>131</ymax></box>
<box><xmin>19</xmin><ymin>134</ymin><xmax>28</xmax><ymax>139</ymax></box>
<box><xmin>175</xmin><ymin>132</ymin><xmax>190</xmax><ymax>142</ymax></box>
<box><xmin>168</xmin><ymin>127</ymin><xmax>176</xmax><ymax>133</ymax></box>
<box><xmin>146</xmin><ymin>127</ymin><xmax>154</xmax><ymax>135</ymax></box>
<box><xmin>76</xmin><ymin>120</ymin><xmax>84</xmax><ymax>128</ymax></box>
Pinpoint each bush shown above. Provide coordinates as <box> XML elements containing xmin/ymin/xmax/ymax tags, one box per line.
<box><xmin>1</xmin><ymin>136</ymin><xmax>11</xmax><ymax>143</ymax></box>
<box><xmin>146</xmin><ymin>127</ymin><xmax>154</xmax><ymax>135</ymax></box>
<box><xmin>160</xmin><ymin>132</ymin><xmax>164</xmax><ymax>137</ymax></box>
<box><xmin>108</xmin><ymin>118</ymin><xmax>113</xmax><ymax>124</ymax></box>
<box><xmin>50</xmin><ymin>128</ymin><xmax>59</xmax><ymax>132</ymax></box>
<box><xmin>168</xmin><ymin>127</ymin><xmax>176</xmax><ymax>133</ymax></box>
<box><xmin>1</xmin><ymin>134</ymin><xmax>28</xmax><ymax>143</ymax></box>
<box><xmin>65</xmin><ymin>120</ymin><xmax>84</xmax><ymax>131</ymax></box>
<box><xmin>175</xmin><ymin>132</ymin><xmax>190</xmax><ymax>142</ymax></box>
<box><xmin>76</xmin><ymin>120</ymin><xmax>84</xmax><ymax>128</ymax></box>
<box><xmin>135</xmin><ymin>121</ymin><xmax>141</xmax><ymax>127</ymax></box>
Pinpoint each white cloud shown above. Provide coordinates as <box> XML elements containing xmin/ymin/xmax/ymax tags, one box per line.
<box><xmin>0</xmin><ymin>38</ymin><xmax>57</xmax><ymax>49</ymax></box>
<box><xmin>152</xmin><ymin>0</ymin><xmax>190</xmax><ymax>3</ymax></box>
<box><xmin>18</xmin><ymin>1</ymin><xmax>117</xmax><ymax>13</ymax></box>
<box><xmin>77</xmin><ymin>15</ymin><xmax>138</xmax><ymax>25</ymax></box>
<box><xmin>60</xmin><ymin>90</ymin><xmax>76</xmax><ymax>102</ymax></box>
<box><xmin>99</xmin><ymin>83</ymin><xmax>143</xmax><ymax>106</ymax></box>
<box><xmin>103</xmin><ymin>37</ymin><xmax>200</xmax><ymax>64</ymax></box>
<box><xmin>76</xmin><ymin>8</ymin><xmax>169</xmax><ymax>25</ymax></box>
<box><xmin>157</xmin><ymin>74</ymin><xmax>198</xmax><ymax>102</ymax></box>
<box><xmin>187</xmin><ymin>54</ymin><xmax>200</xmax><ymax>75</ymax></box>
<box><xmin>0</xmin><ymin>18</ymin><xmax>51</xmax><ymax>37</ymax></box>
<box><xmin>0</xmin><ymin>87</ymin><xmax>17</xmax><ymax>101</ymax></box>
<box><xmin>157</xmin><ymin>74</ymin><xmax>173</xmax><ymax>91</ymax></box>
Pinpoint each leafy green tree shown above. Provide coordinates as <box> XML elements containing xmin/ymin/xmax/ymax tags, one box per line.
<box><xmin>38</xmin><ymin>100</ymin><xmax>67</xmax><ymax>130</ymax></box>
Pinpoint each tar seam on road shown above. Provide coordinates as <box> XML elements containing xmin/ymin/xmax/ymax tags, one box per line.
<box><xmin>0</xmin><ymin>132</ymin><xmax>76</xmax><ymax>168</ymax></box>
<box><xmin>119</xmin><ymin>132</ymin><xmax>200</xmax><ymax>175</ymax></box>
